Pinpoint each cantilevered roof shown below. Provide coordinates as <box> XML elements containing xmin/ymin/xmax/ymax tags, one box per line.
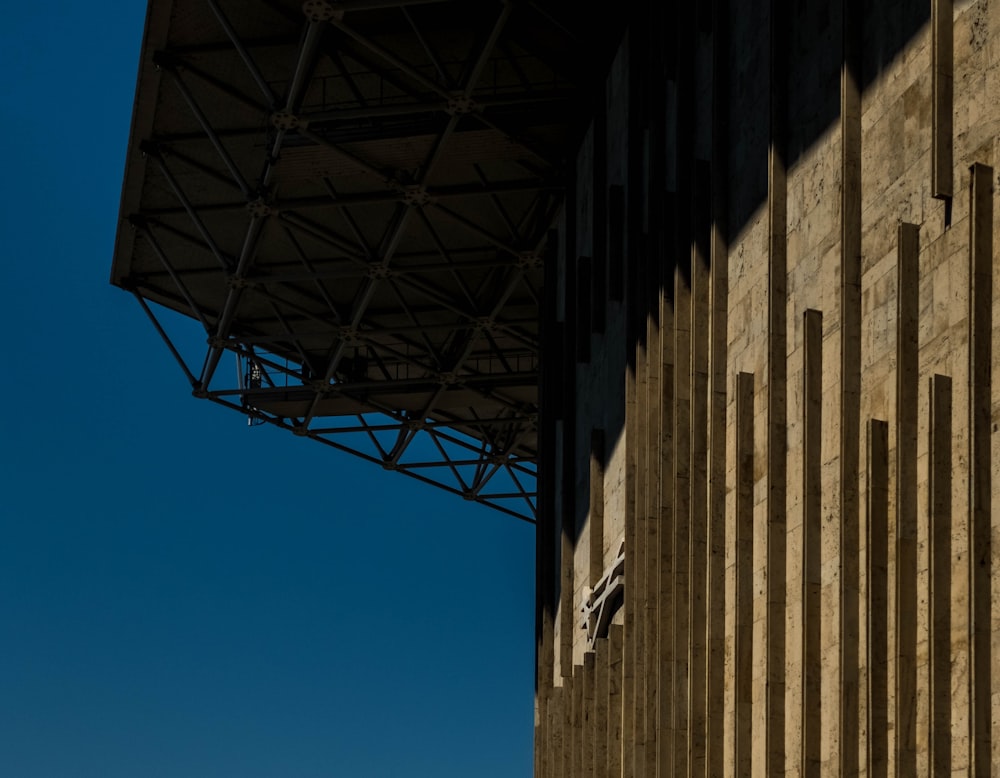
<box><xmin>112</xmin><ymin>0</ymin><xmax>611</xmax><ymax>521</ymax></box>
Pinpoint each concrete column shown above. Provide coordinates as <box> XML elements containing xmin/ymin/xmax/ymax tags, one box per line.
<box><xmin>706</xmin><ymin>4</ymin><xmax>730</xmax><ymax>775</ymax></box>
<box><xmin>931</xmin><ymin>0</ymin><xmax>954</xmax><ymax>200</ymax></box>
<box><xmin>763</xmin><ymin>2</ymin><xmax>788</xmax><ymax>772</ymax></box>
<box><xmin>867</xmin><ymin>419</ymin><xmax>890</xmax><ymax>778</ymax></box>
<box><xmin>967</xmin><ymin>162</ymin><xmax>992</xmax><ymax>776</ymax></box>
<box><xmin>610</xmin><ymin>624</ymin><xmax>625</xmax><ymax>778</ymax></box>
<box><xmin>735</xmin><ymin>371</ymin><xmax>755</xmax><ymax>776</ymax></box>
<box><xmin>840</xmin><ymin>1</ymin><xmax>863</xmax><ymax>772</ymax></box>
<box><xmin>894</xmin><ymin>222</ymin><xmax>919</xmax><ymax>777</ymax></box>
<box><xmin>802</xmin><ymin>309</ymin><xmax>823</xmax><ymax>777</ymax></box>
<box><xmin>928</xmin><ymin>374</ymin><xmax>952</xmax><ymax>775</ymax></box>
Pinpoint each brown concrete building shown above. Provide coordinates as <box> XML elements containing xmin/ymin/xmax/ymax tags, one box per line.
<box><xmin>537</xmin><ymin>1</ymin><xmax>1000</xmax><ymax>775</ymax></box>
<box><xmin>112</xmin><ymin>0</ymin><xmax>999</xmax><ymax>775</ymax></box>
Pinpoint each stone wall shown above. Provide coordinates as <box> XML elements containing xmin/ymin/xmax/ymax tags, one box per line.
<box><xmin>536</xmin><ymin>1</ymin><xmax>1000</xmax><ymax>776</ymax></box>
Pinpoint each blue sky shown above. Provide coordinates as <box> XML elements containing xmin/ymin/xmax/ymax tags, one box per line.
<box><xmin>0</xmin><ymin>3</ymin><xmax>535</xmax><ymax>776</ymax></box>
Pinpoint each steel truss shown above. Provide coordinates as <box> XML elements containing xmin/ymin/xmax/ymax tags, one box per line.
<box><xmin>114</xmin><ymin>0</ymin><xmax>602</xmax><ymax>522</ymax></box>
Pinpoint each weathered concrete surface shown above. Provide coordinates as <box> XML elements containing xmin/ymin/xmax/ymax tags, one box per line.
<box><xmin>537</xmin><ymin>1</ymin><xmax>1000</xmax><ymax>775</ymax></box>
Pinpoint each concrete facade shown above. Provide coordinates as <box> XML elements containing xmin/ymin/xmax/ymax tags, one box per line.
<box><xmin>535</xmin><ymin>1</ymin><xmax>1000</xmax><ymax>775</ymax></box>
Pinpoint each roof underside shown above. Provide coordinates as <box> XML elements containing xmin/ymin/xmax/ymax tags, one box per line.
<box><xmin>113</xmin><ymin>0</ymin><xmax>613</xmax><ymax>522</ymax></box>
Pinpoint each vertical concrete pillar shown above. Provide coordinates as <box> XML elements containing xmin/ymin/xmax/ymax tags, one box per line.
<box><xmin>967</xmin><ymin>162</ymin><xmax>992</xmax><ymax>776</ymax></box>
<box><xmin>672</xmin><ymin>238</ymin><xmax>692</xmax><ymax>777</ymax></box>
<box><xmin>735</xmin><ymin>371</ymin><xmax>755</xmax><ymax>776</ymax></box>
<box><xmin>928</xmin><ymin>374</ymin><xmax>952</xmax><ymax>775</ymax></box>
<box><xmin>894</xmin><ymin>222</ymin><xmax>919</xmax><ymax>777</ymax></box>
<box><xmin>593</xmin><ymin>76</ymin><xmax>608</xmax><ymax>336</ymax></box>
<box><xmin>622</xmin><ymin>20</ymin><xmax>649</xmax><ymax>773</ymax></box>
<box><xmin>689</xmin><ymin>158</ymin><xmax>712</xmax><ymax>778</ymax></box>
<box><xmin>656</xmin><ymin>199</ymin><xmax>677</xmax><ymax>778</ymax></box>
<box><xmin>840</xmin><ymin>1</ymin><xmax>863</xmax><ymax>773</ymax></box>
<box><xmin>867</xmin><ymin>419</ymin><xmax>890</xmax><ymax>778</ymax></box>
<box><xmin>642</xmin><ymin>250</ymin><xmax>663</xmax><ymax>778</ymax></box>
<box><xmin>560</xmin><ymin>171</ymin><xmax>578</xmax><ymax>683</ymax></box>
<box><xmin>630</xmin><ymin>242</ymin><xmax>649</xmax><ymax>778</ymax></box>
<box><xmin>584</xmin><ymin>653</ymin><xmax>596</xmax><ymax>778</ymax></box>
<box><xmin>572</xmin><ymin>665</ymin><xmax>585</xmax><ymax>777</ymax></box>
<box><xmin>537</xmin><ymin>231</ymin><xmax>561</xmax><ymax>778</ymax></box>
<box><xmin>550</xmin><ymin>686</ymin><xmax>564</xmax><ymax>778</ymax></box>
<box><xmin>609</xmin><ymin>185</ymin><xmax>626</xmax><ymax>304</ymax></box>
<box><xmin>931</xmin><ymin>0</ymin><xmax>954</xmax><ymax>200</ymax></box>
<box><xmin>765</xmin><ymin>2</ymin><xmax>788</xmax><ymax>773</ymax></box>
<box><xmin>671</xmin><ymin>2</ymin><xmax>695</xmax><ymax>770</ymax></box>
<box><xmin>578</xmin><ymin>256</ymin><xmax>593</xmax><ymax>363</ymax></box>
<box><xmin>610</xmin><ymin>624</ymin><xmax>625</xmax><ymax>778</ymax></box>
<box><xmin>591</xmin><ymin>430</ymin><xmax>606</xmax><ymax>588</ymax></box>
<box><xmin>802</xmin><ymin>309</ymin><xmax>823</xmax><ymax>777</ymax></box>
<box><xmin>595</xmin><ymin>638</ymin><xmax>610</xmax><ymax>777</ymax></box>
<box><xmin>706</xmin><ymin>7</ymin><xmax>730</xmax><ymax>776</ymax></box>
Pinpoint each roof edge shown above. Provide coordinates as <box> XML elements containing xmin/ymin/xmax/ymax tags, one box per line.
<box><xmin>109</xmin><ymin>0</ymin><xmax>175</xmax><ymax>287</ymax></box>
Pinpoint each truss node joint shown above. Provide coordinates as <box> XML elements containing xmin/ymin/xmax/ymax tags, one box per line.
<box><xmin>438</xmin><ymin>371</ymin><xmax>458</xmax><ymax>386</ymax></box>
<box><xmin>192</xmin><ymin>387</ymin><xmax>209</xmax><ymax>399</ymax></box>
<box><xmin>292</xmin><ymin>425</ymin><xmax>310</xmax><ymax>437</ymax></box>
<box><xmin>226</xmin><ymin>275</ymin><xmax>254</xmax><ymax>290</ymax></box>
<box><xmin>366</xmin><ymin>263</ymin><xmax>393</xmax><ymax>280</ymax></box>
<box><xmin>339</xmin><ymin>326</ymin><xmax>362</xmax><ymax>345</ymax></box>
<box><xmin>446</xmin><ymin>95</ymin><xmax>479</xmax><ymax>116</ymax></box>
<box><xmin>246</xmin><ymin>198</ymin><xmax>273</xmax><ymax>218</ymax></box>
<box><xmin>301</xmin><ymin>0</ymin><xmax>343</xmax><ymax>22</ymax></box>
<box><xmin>401</xmin><ymin>185</ymin><xmax>431</xmax><ymax>207</ymax></box>
<box><xmin>382</xmin><ymin>461</ymin><xmax>398</xmax><ymax>471</ymax></box>
<box><xmin>271</xmin><ymin>111</ymin><xmax>301</xmax><ymax>130</ymax></box>
<box><xmin>517</xmin><ymin>250</ymin><xmax>542</xmax><ymax>270</ymax></box>
<box><xmin>207</xmin><ymin>335</ymin><xmax>228</xmax><ymax>349</ymax></box>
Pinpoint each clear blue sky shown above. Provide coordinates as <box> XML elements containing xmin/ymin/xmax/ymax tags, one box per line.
<box><xmin>0</xmin><ymin>3</ymin><xmax>535</xmax><ymax>776</ymax></box>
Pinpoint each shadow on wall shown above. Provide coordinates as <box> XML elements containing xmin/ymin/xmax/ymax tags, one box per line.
<box><xmin>553</xmin><ymin>0</ymin><xmax>930</xmax><ymax>599</ymax></box>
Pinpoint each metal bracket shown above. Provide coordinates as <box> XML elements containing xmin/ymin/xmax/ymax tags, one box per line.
<box><xmin>270</xmin><ymin>111</ymin><xmax>300</xmax><ymax>130</ymax></box>
<box><xmin>302</xmin><ymin>0</ymin><xmax>343</xmax><ymax>22</ymax></box>
<box><xmin>401</xmin><ymin>185</ymin><xmax>431</xmax><ymax>206</ymax></box>
<box><xmin>446</xmin><ymin>95</ymin><xmax>478</xmax><ymax>115</ymax></box>
<box><xmin>579</xmin><ymin>538</ymin><xmax>625</xmax><ymax>648</ymax></box>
